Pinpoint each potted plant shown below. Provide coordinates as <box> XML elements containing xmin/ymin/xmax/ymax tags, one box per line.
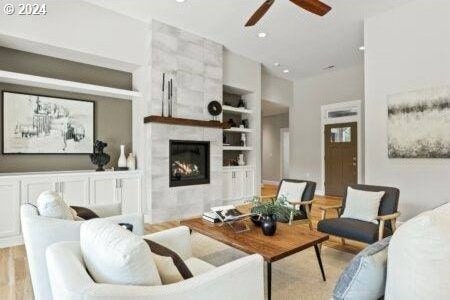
<box><xmin>250</xmin><ymin>196</ymin><xmax>301</xmax><ymax>236</ymax></box>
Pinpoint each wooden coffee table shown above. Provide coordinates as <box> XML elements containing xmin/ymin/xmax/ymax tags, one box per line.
<box><xmin>181</xmin><ymin>218</ymin><xmax>329</xmax><ymax>300</ymax></box>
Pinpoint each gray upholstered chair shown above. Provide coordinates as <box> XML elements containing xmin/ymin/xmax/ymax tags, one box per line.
<box><xmin>317</xmin><ymin>184</ymin><xmax>400</xmax><ymax>244</ymax></box>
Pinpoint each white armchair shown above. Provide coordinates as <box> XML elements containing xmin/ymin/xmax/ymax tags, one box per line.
<box><xmin>46</xmin><ymin>226</ymin><xmax>265</xmax><ymax>300</ymax></box>
<box><xmin>21</xmin><ymin>203</ymin><xmax>144</xmax><ymax>300</ymax></box>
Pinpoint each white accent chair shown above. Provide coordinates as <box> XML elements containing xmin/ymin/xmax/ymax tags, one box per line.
<box><xmin>21</xmin><ymin>203</ymin><xmax>144</xmax><ymax>300</ymax></box>
<box><xmin>46</xmin><ymin>226</ymin><xmax>265</xmax><ymax>300</ymax></box>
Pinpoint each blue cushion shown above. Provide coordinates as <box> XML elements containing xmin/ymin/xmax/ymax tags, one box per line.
<box><xmin>333</xmin><ymin>236</ymin><xmax>391</xmax><ymax>300</ymax></box>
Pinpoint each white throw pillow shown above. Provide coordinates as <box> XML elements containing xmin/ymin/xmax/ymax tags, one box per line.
<box><xmin>278</xmin><ymin>181</ymin><xmax>307</xmax><ymax>207</ymax></box>
<box><xmin>36</xmin><ymin>190</ymin><xmax>74</xmax><ymax>220</ymax></box>
<box><xmin>341</xmin><ymin>187</ymin><xmax>384</xmax><ymax>224</ymax></box>
<box><xmin>80</xmin><ymin>219</ymin><xmax>161</xmax><ymax>286</ymax></box>
<box><xmin>385</xmin><ymin>209</ymin><xmax>450</xmax><ymax>300</ymax></box>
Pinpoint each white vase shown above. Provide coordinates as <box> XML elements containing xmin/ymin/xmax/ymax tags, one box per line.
<box><xmin>238</xmin><ymin>154</ymin><xmax>245</xmax><ymax>166</ymax></box>
<box><xmin>118</xmin><ymin>145</ymin><xmax>127</xmax><ymax>169</ymax></box>
<box><xmin>127</xmin><ymin>153</ymin><xmax>136</xmax><ymax>170</ymax></box>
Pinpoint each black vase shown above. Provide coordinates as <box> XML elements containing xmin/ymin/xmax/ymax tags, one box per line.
<box><xmin>261</xmin><ymin>214</ymin><xmax>277</xmax><ymax>236</ymax></box>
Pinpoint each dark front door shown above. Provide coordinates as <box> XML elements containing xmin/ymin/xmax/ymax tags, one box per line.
<box><xmin>324</xmin><ymin>122</ymin><xmax>357</xmax><ymax>197</ymax></box>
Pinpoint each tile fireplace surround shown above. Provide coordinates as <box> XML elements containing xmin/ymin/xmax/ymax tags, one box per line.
<box><xmin>144</xmin><ymin>21</ymin><xmax>224</xmax><ymax>223</ymax></box>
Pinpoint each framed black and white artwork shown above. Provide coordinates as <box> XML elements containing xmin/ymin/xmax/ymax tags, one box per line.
<box><xmin>387</xmin><ymin>86</ymin><xmax>450</xmax><ymax>158</ymax></box>
<box><xmin>2</xmin><ymin>91</ymin><xmax>95</xmax><ymax>154</ymax></box>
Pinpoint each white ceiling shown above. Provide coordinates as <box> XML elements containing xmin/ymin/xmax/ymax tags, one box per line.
<box><xmin>262</xmin><ymin>100</ymin><xmax>289</xmax><ymax>117</ymax></box>
<box><xmin>85</xmin><ymin>0</ymin><xmax>411</xmax><ymax>80</ymax></box>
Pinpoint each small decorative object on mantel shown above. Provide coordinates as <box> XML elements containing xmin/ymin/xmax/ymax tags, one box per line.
<box><xmin>241</xmin><ymin>119</ymin><xmax>249</xmax><ymax>129</ymax></box>
<box><xmin>250</xmin><ymin>196</ymin><xmax>300</xmax><ymax>236</ymax></box>
<box><xmin>207</xmin><ymin>100</ymin><xmax>222</xmax><ymax>121</ymax></box>
<box><xmin>237</xmin><ymin>98</ymin><xmax>246</xmax><ymax>108</ymax></box>
<box><xmin>238</xmin><ymin>154</ymin><xmax>246</xmax><ymax>166</ymax></box>
<box><xmin>161</xmin><ymin>71</ymin><xmax>176</xmax><ymax>117</ymax></box>
<box><xmin>126</xmin><ymin>153</ymin><xmax>136</xmax><ymax>170</ymax></box>
<box><xmin>89</xmin><ymin>140</ymin><xmax>110</xmax><ymax>172</ymax></box>
<box><xmin>117</xmin><ymin>145</ymin><xmax>128</xmax><ymax>171</ymax></box>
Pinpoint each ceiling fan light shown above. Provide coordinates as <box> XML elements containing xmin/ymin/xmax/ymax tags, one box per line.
<box><xmin>359</xmin><ymin>46</ymin><xmax>365</xmax><ymax>51</ymax></box>
<box><xmin>283</xmin><ymin>69</ymin><xmax>290</xmax><ymax>73</ymax></box>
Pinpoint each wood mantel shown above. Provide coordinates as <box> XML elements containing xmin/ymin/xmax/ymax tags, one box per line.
<box><xmin>144</xmin><ymin>115</ymin><xmax>230</xmax><ymax>129</ymax></box>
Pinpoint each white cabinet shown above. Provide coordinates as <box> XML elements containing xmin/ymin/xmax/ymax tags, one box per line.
<box><xmin>58</xmin><ymin>176</ymin><xmax>89</xmax><ymax>206</ymax></box>
<box><xmin>118</xmin><ymin>176</ymin><xmax>141</xmax><ymax>214</ymax></box>
<box><xmin>244</xmin><ymin>169</ymin><xmax>255</xmax><ymax>199</ymax></box>
<box><xmin>89</xmin><ymin>175</ymin><xmax>120</xmax><ymax>205</ymax></box>
<box><xmin>0</xmin><ymin>179</ymin><xmax>20</xmax><ymax>239</ymax></box>
<box><xmin>0</xmin><ymin>170</ymin><xmax>142</xmax><ymax>248</ymax></box>
<box><xmin>21</xmin><ymin>176</ymin><xmax>57</xmax><ymax>204</ymax></box>
<box><xmin>222</xmin><ymin>167</ymin><xmax>255</xmax><ymax>202</ymax></box>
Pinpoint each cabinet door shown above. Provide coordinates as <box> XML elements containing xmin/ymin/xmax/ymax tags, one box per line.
<box><xmin>119</xmin><ymin>176</ymin><xmax>141</xmax><ymax>214</ymax></box>
<box><xmin>244</xmin><ymin>169</ymin><xmax>255</xmax><ymax>199</ymax></box>
<box><xmin>90</xmin><ymin>176</ymin><xmax>119</xmax><ymax>205</ymax></box>
<box><xmin>21</xmin><ymin>176</ymin><xmax>58</xmax><ymax>204</ymax></box>
<box><xmin>0</xmin><ymin>179</ymin><xmax>21</xmax><ymax>238</ymax></box>
<box><xmin>222</xmin><ymin>171</ymin><xmax>233</xmax><ymax>201</ymax></box>
<box><xmin>59</xmin><ymin>176</ymin><xmax>89</xmax><ymax>206</ymax></box>
<box><xmin>233</xmin><ymin>170</ymin><xmax>244</xmax><ymax>200</ymax></box>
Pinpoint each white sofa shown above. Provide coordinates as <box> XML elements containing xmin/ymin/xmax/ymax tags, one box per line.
<box><xmin>385</xmin><ymin>202</ymin><xmax>450</xmax><ymax>299</ymax></box>
<box><xmin>21</xmin><ymin>203</ymin><xmax>144</xmax><ymax>300</ymax></box>
<box><xmin>46</xmin><ymin>226</ymin><xmax>265</xmax><ymax>300</ymax></box>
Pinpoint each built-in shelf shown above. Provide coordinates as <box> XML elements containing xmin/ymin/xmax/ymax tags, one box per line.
<box><xmin>222</xmin><ymin>105</ymin><xmax>253</xmax><ymax>114</ymax></box>
<box><xmin>0</xmin><ymin>70</ymin><xmax>141</xmax><ymax>100</ymax></box>
<box><xmin>223</xmin><ymin>146</ymin><xmax>253</xmax><ymax>151</ymax></box>
<box><xmin>144</xmin><ymin>115</ymin><xmax>230</xmax><ymax>129</ymax></box>
<box><xmin>223</xmin><ymin>127</ymin><xmax>253</xmax><ymax>133</ymax></box>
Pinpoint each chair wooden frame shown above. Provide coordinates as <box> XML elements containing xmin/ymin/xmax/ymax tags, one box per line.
<box><xmin>318</xmin><ymin>204</ymin><xmax>401</xmax><ymax>243</ymax></box>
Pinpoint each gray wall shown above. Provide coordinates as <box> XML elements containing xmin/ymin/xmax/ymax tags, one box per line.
<box><xmin>0</xmin><ymin>47</ymin><xmax>132</xmax><ymax>173</ymax></box>
<box><xmin>290</xmin><ymin>65</ymin><xmax>364</xmax><ymax>192</ymax></box>
<box><xmin>365</xmin><ymin>0</ymin><xmax>450</xmax><ymax>220</ymax></box>
<box><xmin>262</xmin><ymin>113</ymin><xmax>289</xmax><ymax>182</ymax></box>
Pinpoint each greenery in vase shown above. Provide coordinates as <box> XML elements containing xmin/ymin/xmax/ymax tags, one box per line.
<box><xmin>250</xmin><ymin>195</ymin><xmax>301</xmax><ymax>222</ymax></box>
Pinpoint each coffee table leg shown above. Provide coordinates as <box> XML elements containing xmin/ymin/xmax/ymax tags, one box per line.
<box><xmin>267</xmin><ymin>261</ymin><xmax>272</xmax><ymax>300</ymax></box>
<box><xmin>314</xmin><ymin>244</ymin><xmax>326</xmax><ymax>281</ymax></box>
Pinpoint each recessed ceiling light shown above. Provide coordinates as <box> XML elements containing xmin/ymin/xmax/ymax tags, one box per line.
<box><xmin>274</xmin><ymin>62</ymin><xmax>280</xmax><ymax>67</ymax></box>
<box><xmin>359</xmin><ymin>46</ymin><xmax>365</xmax><ymax>51</ymax></box>
<box><xmin>258</xmin><ymin>32</ymin><xmax>267</xmax><ymax>38</ymax></box>
<box><xmin>283</xmin><ymin>69</ymin><xmax>290</xmax><ymax>73</ymax></box>
<box><xmin>175</xmin><ymin>0</ymin><xmax>186</xmax><ymax>3</ymax></box>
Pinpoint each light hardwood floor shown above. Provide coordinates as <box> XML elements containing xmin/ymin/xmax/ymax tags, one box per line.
<box><xmin>0</xmin><ymin>184</ymin><xmax>364</xmax><ymax>300</ymax></box>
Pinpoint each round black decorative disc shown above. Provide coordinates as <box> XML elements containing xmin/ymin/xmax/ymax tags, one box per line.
<box><xmin>207</xmin><ymin>100</ymin><xmax>222</xmax><ymax>116</ymax></box>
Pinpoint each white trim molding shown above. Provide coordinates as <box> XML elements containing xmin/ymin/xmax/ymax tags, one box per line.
<box><xmin>320</xmin><ymin>100</ymin><xmax>363</xmax><ymax>195</ymax></box>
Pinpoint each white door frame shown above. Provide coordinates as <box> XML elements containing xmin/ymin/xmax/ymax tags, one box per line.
<box><xmin>320</xmin><ymin>100</ymin><xmax>362</xmax><ymax>195</ymax></box>
<box><xmin>280</xmin><ymin>128</ymin><xmax>289</xmax><ymax>180</ymax></box>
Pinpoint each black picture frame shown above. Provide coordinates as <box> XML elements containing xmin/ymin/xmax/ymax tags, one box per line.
<box><xmin>1</xmin><ymin>90</ymin><xmax>96</xmax><ymax>155</ymax></box>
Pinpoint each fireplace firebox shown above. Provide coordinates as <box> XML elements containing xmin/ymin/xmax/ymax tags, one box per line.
<box><xmin>169</xmin><ymin>140</ymin><xmax>210</xmax><ymax>187</ymax></box>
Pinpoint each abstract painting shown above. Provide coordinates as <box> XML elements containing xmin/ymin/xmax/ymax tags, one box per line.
<box><xmin>387</xmin><ymin>86</ymin><xmax>450</xmax><ymax>158</ymax></box>
<box><xmin>2</xmin><ymin>91</ymin><xmax>94</xmax><ymax>154</ymax></box>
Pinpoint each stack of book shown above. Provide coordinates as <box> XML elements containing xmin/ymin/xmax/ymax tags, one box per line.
<box><xmin>202</xmin><ymin>205</ymin><xmax>253</xmax><ymax>223</ymax></box>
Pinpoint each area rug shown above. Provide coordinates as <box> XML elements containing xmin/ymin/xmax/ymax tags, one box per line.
<box><xmin>191</xmin><ymin>232</ymin><xmax>354</xmax><ymax>300</ymax></box>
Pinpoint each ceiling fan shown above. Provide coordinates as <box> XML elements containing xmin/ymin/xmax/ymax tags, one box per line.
<box><xmin>245</xmin><ymin>0</ymin><xmax>332</xmax><ymax>27</ymax></box>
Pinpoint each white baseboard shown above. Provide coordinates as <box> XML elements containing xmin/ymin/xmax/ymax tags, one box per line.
<box><xmin>0</xmin><ymin>235</ymin><xmax>23</xmax><ymax>249</ymax></box>
<box><xmin>315</xmin><ymin>190</ymin><xmax>325</xmax><ymax>196</ymax></box>
<box><xmin>262</xmin><ymin>180</ymin><xmax>280</xmax><ymax>186</ymax></box>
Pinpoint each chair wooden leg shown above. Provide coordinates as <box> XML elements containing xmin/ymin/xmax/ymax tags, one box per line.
<box><xmin>341</xmin><ymin>238</ymin><xmax>346</xmax><ymax>245</ymax></box>
<box><xmin>391</xmin><ymin>219</ymin><xmax>397</xmax><ymax>232</ymax></box>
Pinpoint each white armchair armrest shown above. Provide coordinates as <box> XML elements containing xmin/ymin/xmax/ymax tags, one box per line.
<box><xmin>86</xmin><ymin>202</ymin><xmax>122</xmax><ymax>217</ymax></box>
<box><xmin>46</xmin><ymin>241</ymin><xmax>265</xmax><ymax>300</ymax></box>
<box><xmin>144</xmin><ymin>226</ymin><xmax>192</xmax><ymax>260</ymax></box>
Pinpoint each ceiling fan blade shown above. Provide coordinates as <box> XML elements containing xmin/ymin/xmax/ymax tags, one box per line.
<box><xmin>289</xmin><ymin>0</ymin><xmax>331</xmax><ymax>16</ymax></box>
<box><xmin>245</xmin><ymin>0</ymin><xmax>275</xmax><ymax>27</ymax></box>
